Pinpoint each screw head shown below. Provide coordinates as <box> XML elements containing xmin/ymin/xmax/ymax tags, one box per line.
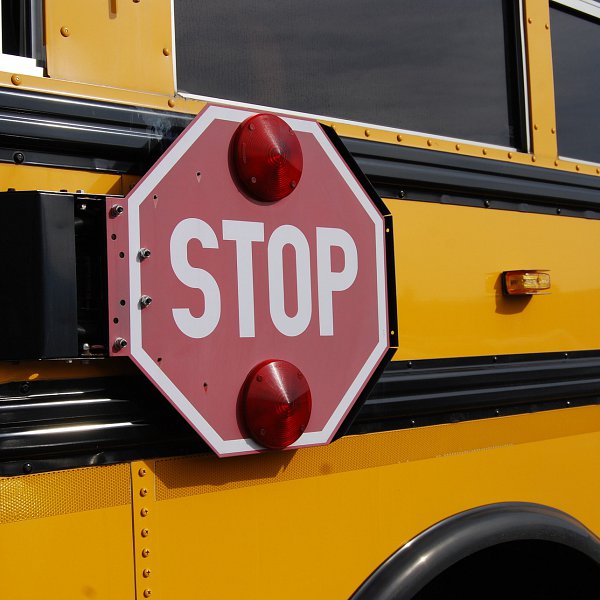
<box><xmin>141</xmin><ymin>528</ymin><xmax>149</xmax><ymax>537</ymax></box>
<box><xmin>143</xmin><ymin>589</ymin><xmax>152</xmax><ymax>598</ymax></box>
<box><xmin>110</xmin><ymin>204</ymin><xmax>124</xmax><ymax>218</ymax></box>
<box><xmin>11</xmin><ymin>74</ymin><xmax>21</xmax><ymax>86</ymax></box>
<box><xmin>113</xmin><ymin>338</ymin><xmax>128</xmax><ymax>351</ymax></box>
<box><xmin>13</xmin><ymin>152</ymin><xmax>24</xmax><ymax>164</ymax></box>
<box><xmin>141</xmin><ymin>548</ymin><xmax>150</xmax><ymax>558</ymax></box>
<box><xmin>138</xmin><ymin>248</ymin><xmax>152</xmax><ymax>260</ymax></box>
<box><xmin>23</xmin><ymin>463</ymin><xmax>33</xmax><ymax>474</ymax></box>
<box><xmin>140</xmin><ymin>487</ymin><xmax>148</xmax><ymax>497</ymax></box>
<box><xmin>138</xmin><ymin>467</ymin><xmax>147</xmax><ymax>477</ymax></box>
<box><xmin>143</xmin><ymin>569</ymin><xmax>151</xmax><ymax>578</ymax></box>
<box><xmin>140</xmin><ymin>295</ymin><xmax>153</xmax><ymax>308</ymax></box>
<box><xmin>60</xmin><ymin>26</ymin><xmax>70</xmax><ymax>37</ymax></box>
<box><xmin>140</xmin><ymin>507</ymin><xmax>149</xmax><ymax>517</ymax></box>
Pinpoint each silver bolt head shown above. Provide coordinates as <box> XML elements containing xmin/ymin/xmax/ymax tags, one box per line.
<box><xmin>110</xmin><ymin>204</ymin><xmax>124</xmax><ymax>217</ymax></box>
<box><xmin>114</xmin><ymin>337</ymin><xmax>128</xmax><ymax>351</ymax></box>
<box><xmin>140</xmin><ymin>295</ymin><xmax>153</xmax><ymax>308</ymax></box>
<box><xmin>139</xmin><ymin>248</ymin><xmax>152</xmax><ymax>260</ymax></box>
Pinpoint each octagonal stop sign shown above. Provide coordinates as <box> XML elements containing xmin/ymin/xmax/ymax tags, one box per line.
<box><xmin>106</xmin><ymin>104</ymin><xmax>396</xmax><ymax>456</ymax></box>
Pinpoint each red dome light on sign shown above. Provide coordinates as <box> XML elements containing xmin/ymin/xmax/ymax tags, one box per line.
<box><xmin>241</xmin><ymin>359</ymin><xmax>312</xmax><ymax>449</ymax></box>
<box><xmin>231</xmin><ymin>113</ymin><xmax>303</xmax><ymax>202</ymax></box>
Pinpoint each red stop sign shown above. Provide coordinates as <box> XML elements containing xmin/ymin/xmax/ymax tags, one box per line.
<box><xmin>106</xmin><ymin>105</ymin><xmax>393</xmax><ymax>456</ymax></box>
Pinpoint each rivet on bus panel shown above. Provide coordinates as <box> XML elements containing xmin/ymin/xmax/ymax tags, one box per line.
<box><xmin>508</xmin><ymin>152</ymin><xmax>513</xmax><ymax>159</ymax></box>
<box><xmin>396</xmin><ymin>134</ymin><xmax>403</xmax><ymax>142</ymax></box>
<box><xmin>482</xmin><ymin>149</ymin><xmax>488</xmax><ymax>156</ymax></box>
<box><xmin>60</xmin><ymin>26</ymin><xmax>70</xmax><ymax>37</ymax></box>
<box><xmin>364</xmin><ymin>129</ymin><xmax>371</xmax><ymax>137</ymax></box>
<box><xmin>168</xmin><ymin>99</ymin><xmax>176</xmax><ymax>108</ymax></box>
<box><xmin>427</xmin><ymin>139</ymin><xmax>433</xmax><ymax>147</ymax></box>
<box><xmin>163</xmin><ymin>48</ymin><xmax>171</xmax><ymax>56</ymax></box>
<box><xmin>531</xmin><ymin>155</ymin><xmax>536</xmax><ymax>162</ymax></box>
<box><xmin>455</xmin><ymin>144</ymin><xmax>461</xmax><ymax>151</ymax></box>
<box><xmin>10</xmin><ymin>75</ymin><xmax>21</xmax><ymax>86</ymax></box>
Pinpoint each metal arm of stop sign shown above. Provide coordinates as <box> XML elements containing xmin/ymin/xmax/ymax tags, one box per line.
<box><xmin>169</xmin><ymin>218</ymin><xmax>358</xmax><ymax>339</ymax></box>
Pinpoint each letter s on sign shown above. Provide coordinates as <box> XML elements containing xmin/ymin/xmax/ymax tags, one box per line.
<box><xmin>170</xmin><ymin>218</ymin><xmax>221</xmax><ymax>338</ymax></box>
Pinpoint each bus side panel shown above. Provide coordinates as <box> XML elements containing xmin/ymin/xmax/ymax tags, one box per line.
<box><xmin>44</xmin><ymin>0</ymin><xmax>175</xmax><ymax>96</ymax></box>
<box><xmin>0</xmin><ymin>464</ymin><xmax>134</xmax><ymax>600</ymax></box>
<box><xmin>389</xmin><ymin>199</ymin><xmax>600</xmax><ymax>360</ymax></box>
<box><xmin>140</xmin><ymin>407</ymin><xmax>600</xmax><ymax>599</ymax></box>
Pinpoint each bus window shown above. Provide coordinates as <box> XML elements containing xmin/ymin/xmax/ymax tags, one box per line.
<box><xmin>0</xmin><ymin>0</ymin><xmax>44</xmax><ymax>75</ymax></box>
<box><xmin>551</xmin><ymin>1</ymin><xmax>600</xmax><ymax>164</ymax></box>
<box><xmin>175</xmin><ymin>0</ymin><xmax>526</xmax><ymax>149</ymax></box>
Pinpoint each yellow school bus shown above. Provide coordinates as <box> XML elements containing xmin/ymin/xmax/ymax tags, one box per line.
<box><xmin>1</xmin><ymin>1</ymin><xmax>599</xmax><ymax>598</ymax></box>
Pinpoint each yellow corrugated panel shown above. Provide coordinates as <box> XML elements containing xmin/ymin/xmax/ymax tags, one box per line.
<box><xmin>0</xmin><ymin>464</ymin><xmax>134</xmax><ymax>600</ymax></box>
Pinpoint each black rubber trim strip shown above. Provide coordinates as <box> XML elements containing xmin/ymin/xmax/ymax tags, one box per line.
<box><xmin>0</xmin><ymin>373</ymin><xmax>208</xmax><ymax>477</ymax></box>
<box><xmin>344</xmin><ymin>137</ymin><xmax>600</xmax><ymax>215</ymax></box>
<box><xmin>348</xmin><ymin>352</ymin><xmax>600</xmax><ymax>434</ymax></box>
<box><xmin>1</xmin><ymin>87</ymin><xmax>600</xmax><ymax>219</ymax></box>
<box><xmin>1</xmin><ymin>350</ymin><xmax>599</xmax><ymax>476</ymax></box>
<box><xmin>351</xmin><ymin>502</ymin><xmax>600</xmax><ymax>600</ymax></box>
<box><xmin>0</xmin><ymin>87</ymin><xmax>190</xmax><ymax>174</ymax></box>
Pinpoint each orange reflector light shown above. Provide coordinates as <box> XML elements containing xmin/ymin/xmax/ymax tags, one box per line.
<box><xmin>503</xmin><ymin>270</ymin><xmax>551</xmax><ymax>295</ymax></box>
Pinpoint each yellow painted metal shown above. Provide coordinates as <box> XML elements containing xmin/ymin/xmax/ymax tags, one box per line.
<box><xmin>45</xmin><ymin>0</ymin><xmax>175</xmax><ymax>95</ymax></box>
<box><xmin>0</xmin><ymin>357</ymin><xmax>136</xmax><ymax>385</ymax></box>
<box><xmin>0</xmin><ymin>162</ymin><xmax>139</xmax><ymax>196</ymax></box>
<box><xmin>143</xmin><ymin>406</ymin><xmax>600</xmax><ymax>599</ymax></box>
<box><xmin>523</xmin><ymin>0</ymin><xmax>558</xmax><ymax>161</ymax></box>
<box><xmin>387</xmin><ymin>199</ymin><xmax>600</xmax><ymax>360</ymax></box>
<box><xmin>0</xmin><ymin>464</ymin><xmax>134</xmax><ymax>600</ymax></box>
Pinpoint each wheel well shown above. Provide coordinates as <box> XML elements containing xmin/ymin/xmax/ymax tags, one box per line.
<box><xmin>413</xmin><ymin>539</ymin><xmax>600</xmax><ymax>600</ymax></box>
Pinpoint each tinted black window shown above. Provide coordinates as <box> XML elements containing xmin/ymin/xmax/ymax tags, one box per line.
<box><xmin>551</xmin><ymin>5</ymin><xmax>600</xmax><ymax>163</ymax></box>
<box><xmin>175</xmin><ymin>0</ymin><xmax>523</xmax><ymax>148</ymax></box>
<box><xmin>1</xmin><ymin>0</ymin><xmax>43</xmax><ymax>60</ymax></box>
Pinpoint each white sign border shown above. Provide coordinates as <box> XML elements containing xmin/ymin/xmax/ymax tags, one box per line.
<box><xmin>127</xmin><ymin>105</ymin><xmax>389</xmax><ymax>455</ymax></box>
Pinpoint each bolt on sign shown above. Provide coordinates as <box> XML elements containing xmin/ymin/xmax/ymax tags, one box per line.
<box><xmin>106</xmin><ymin>104</ymin><xmax>397</xmax><ymax>457</ymax></box>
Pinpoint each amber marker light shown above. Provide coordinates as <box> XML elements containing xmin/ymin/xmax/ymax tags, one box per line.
<box><xmin>503</xmin><ymin>270</ymin><xmax>551</xmax><ymax>295</ymax></box>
